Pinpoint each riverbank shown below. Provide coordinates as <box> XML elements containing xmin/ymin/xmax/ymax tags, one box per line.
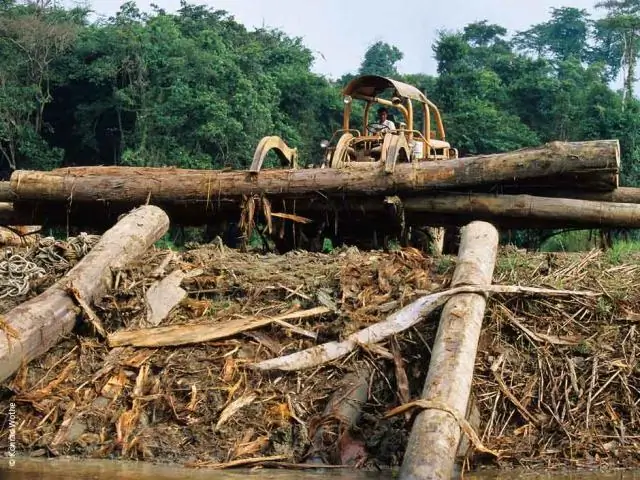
<box><xmin>0</xmin><ymin>239</ymin><xmax>638</xmax><ymax>474</ymax></box>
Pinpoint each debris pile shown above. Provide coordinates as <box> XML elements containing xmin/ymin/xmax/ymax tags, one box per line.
<box><xmin>0</xmin><ymin>241</ymin><xmax>638</xmax><ymax>472</ymax></box>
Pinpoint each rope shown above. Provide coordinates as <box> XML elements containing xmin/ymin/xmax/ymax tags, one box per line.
<box><xmin>0</xmin><ymin>233</ymin><xmax>101</xmax><ymax>299</ymax></box>
<box><xmin>383</xmin><ymin>399</ymin><xmax>501</xmax><ymax>458</ymax></box>
<box><xmin>0</xmin><ymin>254</ymin><xmax>45</xmax><ymax>299</ymax></box>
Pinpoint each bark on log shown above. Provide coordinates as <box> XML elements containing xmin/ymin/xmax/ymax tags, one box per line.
<box><xmin>0</xmin><ymin>205</ymin><xmax>169</xmax><ymax>384</ymax></box>
<box><xmin>0</xmin><ymin>225</ymin><xmax>40</xmax><ymax>247</ymax></box>
<box><xmin>400</xmin><ymin>193</ymin><xmax>640</xmax><ymax>228</ymax></box>
<box><xmin>0</xmin><ymin>182</ymin><xmax>13</xmax><ymax>202</ymax></box>
<box><xmin>400</xmin><ymin>221</ymin><xmax>499</xmax><ymax>480</ymax></box>
<box><xmin>9</xmin><ymin>140</ymin><xmax>620</xmax><ymax>204</ymax></box>
<box><xmin>309</xmin><ymin>364</ymin><xmax>372</xmax><ymax>465</ymax></box>
<box><xmin>10</xmin><ymin>187</ymin><xmax>640</xmax><ymax>233</ymax></box>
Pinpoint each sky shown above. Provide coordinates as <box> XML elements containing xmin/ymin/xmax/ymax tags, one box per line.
<box><xmin>85</xmin><ymin>0</ymin><xmax>602</xmax><ymax>79</ymax></box>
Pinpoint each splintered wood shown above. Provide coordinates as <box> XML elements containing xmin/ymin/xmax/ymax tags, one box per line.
<box><xmin>107</xmin><ymin>306</ymin><xmax>331</xmax><ymax>347</ymax></box>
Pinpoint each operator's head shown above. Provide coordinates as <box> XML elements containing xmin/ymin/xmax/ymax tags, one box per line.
<box><xmin>378</xmin><ymin>107</ymin><xmax>388</xmax><ymax>122</ymax></box>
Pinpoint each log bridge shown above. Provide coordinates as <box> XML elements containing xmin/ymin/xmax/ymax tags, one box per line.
<box><xmin>0</xmin><ymin>140</ymin><xmax>634</xmax><ymax>231</ymax></box>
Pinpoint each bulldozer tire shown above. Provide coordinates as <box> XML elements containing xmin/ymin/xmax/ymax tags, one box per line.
<box><xmin>329</xmin><ymin>133</ymin><xmax>354</xmax><ymax>169</ymax></box>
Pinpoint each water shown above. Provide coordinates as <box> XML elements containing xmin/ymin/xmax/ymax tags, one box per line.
<box><xmin>1</xmin><ymin>458</ymin><xmax>639</xmax><ymax>480</ymax></box>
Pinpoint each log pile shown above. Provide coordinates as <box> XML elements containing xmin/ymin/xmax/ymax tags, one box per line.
<box><xmin>1</xmin><ymin>138</ymin><xmax>639</xmax><ymax>477</ymax></box>
<box><xmin>1</xmin><ymin>139</ymin><xmax>637</xmax><ymax>236</ymax></box>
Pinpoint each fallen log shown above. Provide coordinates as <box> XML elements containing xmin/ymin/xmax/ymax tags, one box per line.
<box><xmin>10</xmin><ymin>187</ymin><xmax>640</xmax><ymax>233</ymax></box>
<box><xmin>400</xmin><ymin>193</ymin><xmax>640</xmax><ymax>228</ymax></box>
<box><xmin>8</xmin><ymin>141</ymin><xmax>620</xmax><ymax>205</ymax></box>
<box><xmin>0</xmin><ymin>205</ymin><xmax>169</xmax><ymax>384</ymax></box>
<box><xmin>400</xmin><ymin>221</ymin><xmax>499</xmax><ymax>480</ymax></box>
<box><xmin>308</xmin><ymin>364</ymin><xmax>372</xmax><ymax>465</ymax></box>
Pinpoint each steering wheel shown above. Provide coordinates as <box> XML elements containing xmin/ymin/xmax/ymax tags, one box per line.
<box><xmin>367</xmin><ymin>122</ymin><xmax>390</xmax><ymax>134</ymax></box>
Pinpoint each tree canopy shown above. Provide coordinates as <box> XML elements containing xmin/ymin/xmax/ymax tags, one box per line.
<box><xmin>1</xmin><ymin>0</ymin><xmax>640</xmax><ymax>193</ymax></box>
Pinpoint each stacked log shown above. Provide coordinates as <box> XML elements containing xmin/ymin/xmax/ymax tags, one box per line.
<box><xmin>2</xmin><ymin>139</ymin><xmax>639</xmax><ymax>237</ymax></box>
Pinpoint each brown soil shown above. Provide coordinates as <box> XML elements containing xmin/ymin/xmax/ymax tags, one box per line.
<box><xmin>0</xmin><ymin>239</ymin><xmax>639</xmax><ymax>474</ymax></box>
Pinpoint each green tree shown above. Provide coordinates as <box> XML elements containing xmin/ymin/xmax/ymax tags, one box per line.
<box><xmin>358</xmin><ymin>41</ymin><xmax>403</xmax><ymax>77</ymax></box>
<box><xmin>513</xmin><ymin>7</ymin><xmax>592</xmax><ymax>61</ymax></box>
<box><xmin>595</xmin><ymin>0</ymin><xmax>640</xmax><ymax>106</ymax></box>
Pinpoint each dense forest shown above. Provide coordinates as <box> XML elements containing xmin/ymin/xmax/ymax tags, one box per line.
<box><xmin>2</xmin><ymin>0</ymin><xmax>640</xmax><ymax>247</ymax></box>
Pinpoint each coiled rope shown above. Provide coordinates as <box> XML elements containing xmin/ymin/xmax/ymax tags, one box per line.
<box><xmin>0</xmin><ymin>233</ymin><xmax>101</xmax><ymax>299</ymax></box>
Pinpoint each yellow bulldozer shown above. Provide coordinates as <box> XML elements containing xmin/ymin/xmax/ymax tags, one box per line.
<box><xmin>250</xmin><ymin>74</ymin><xmax>457</xmax><ymax>173</ymax></box>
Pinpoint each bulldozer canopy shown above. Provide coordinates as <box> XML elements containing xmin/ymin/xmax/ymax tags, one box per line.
<box><xmin>343</xmin><ymin>75</ymin><xmax>428</xmax><ymax>103</ymax></box>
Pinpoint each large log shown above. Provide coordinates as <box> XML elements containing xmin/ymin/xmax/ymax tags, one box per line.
<box><xmin>9</xmin><ymin>187</ymin><xmax>640</xmax><ymax>232</ymax></box>
<box><xmin>400</xmin><ymin>221</ymin><xmax>499</xmax><ymax>480</ymax></box>
<box><xmin>400</xmin><ymin>193</ymin><xmax>640</xmax><ymax>228</ymax></box>
<box><xmin>8</xmin><ymin>141</ymin><xmax>620</xmax><ymax>204</ymax></box>
<box><xmin>0</xmin><ymin>205</ymin><xmax>169</xmax><ymax>384</ymax></box>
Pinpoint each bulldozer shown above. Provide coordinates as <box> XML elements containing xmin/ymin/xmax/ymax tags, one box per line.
<box><xmin>320</xmin><ymin>74</ymin><xmax>458</xmax><ymax>172</ymax></box>
<box><xmin>246</xmin><ymin>75</ymin><xmax>456</xmax><ymax>253</ymax></box>
<box><xmin>250</xmin><ymin>74</ymin><xmax>457</xmax><ymax>173</ymax></box>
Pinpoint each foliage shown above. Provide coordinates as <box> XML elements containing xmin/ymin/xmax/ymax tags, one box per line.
<box><xmin>3</xmin><ymin>1</ymin><xmax>640</xmax><ymax>250</ymax></box>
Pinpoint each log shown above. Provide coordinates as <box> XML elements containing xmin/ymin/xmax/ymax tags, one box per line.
<box><xmin>0</xmin><ymin>225</ymin><xmax>40</xmax><ymax>246</ymax></box>
<box><xmin>0</xmin><ymin>205</ymin><xmax>169</xmax><ymax>384</ymax></box>
<box><xmin>400</xmin><ymin>193</ymin><xmax>640</xmax><ymax>228</ymax></box>
<box><xmin>0</xmin><ymin>203</ymin><xmax>23</xmax><ymax>225</ymax></box>
<box><xmin>464</xmin><ymin>185</ymin><xmax>640</xmax><ymax>204</ymax></box>
<box><xmin>0</xmin><ymin>182</ymin><xmax>13</xmax><ymax>202</ymax></box>
<box><xmin>9</xmin><ymin>141</ymin><xmax>620</xmax><ymax>204</ymax></box>
<box><xmin>400</xmin><ymin>221</ymin><xmax>499</xmax><ymax>480</ymax></box>
<box><xmin>308</xmin><ymin>364</ymin><xmax>372</xmax><ymax>465</ymax></box>
<box><xmin>10</xmin><ymin>186</ymin><xmax>640</xmax><ymax>233</ymax></box>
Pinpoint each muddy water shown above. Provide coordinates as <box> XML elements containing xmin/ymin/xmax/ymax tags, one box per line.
<box><xmin>1</xmin><ymin>458</ymin><xmax>640</xmax><ymax>480</ymax></box>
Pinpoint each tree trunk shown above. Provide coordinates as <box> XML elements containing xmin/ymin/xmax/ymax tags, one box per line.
<box><xmin>9</xmin><ymin>140</ymin><xmax>620</xmax><ymax>205</ymax></box>
<box><xmin>8</xmin><ymin>189</ymin><xmax>640</xmax><ymax>233</ymax></box>
<box><xmin>488</xmin><ymin>186</ymin><xmax>640</xmax><ymax>204</ymax></box>
<box><xmin>0</xmin><ymin>205</ymin><xmax>169</xmax><ymax>384</ymax></box>
<box><xmin>399</xmin><ymin>193</ymin><xmax>640</xmax><ymax>228</ymax></box>
<box><xmin>400</xmin><ymin>221</ymin><xmax>499</xmax><ymax>480</ymax></box>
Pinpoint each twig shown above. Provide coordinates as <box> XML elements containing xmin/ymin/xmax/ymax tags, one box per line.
<box><xmin>491</xmin><ymin>356</ymin><xmax>540</xmax><ymax>427</ymax></box>
<box><xmin>586</xmin><ymin>356</ymin><xmax>599</xmax><ymax>430</ymax></box>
